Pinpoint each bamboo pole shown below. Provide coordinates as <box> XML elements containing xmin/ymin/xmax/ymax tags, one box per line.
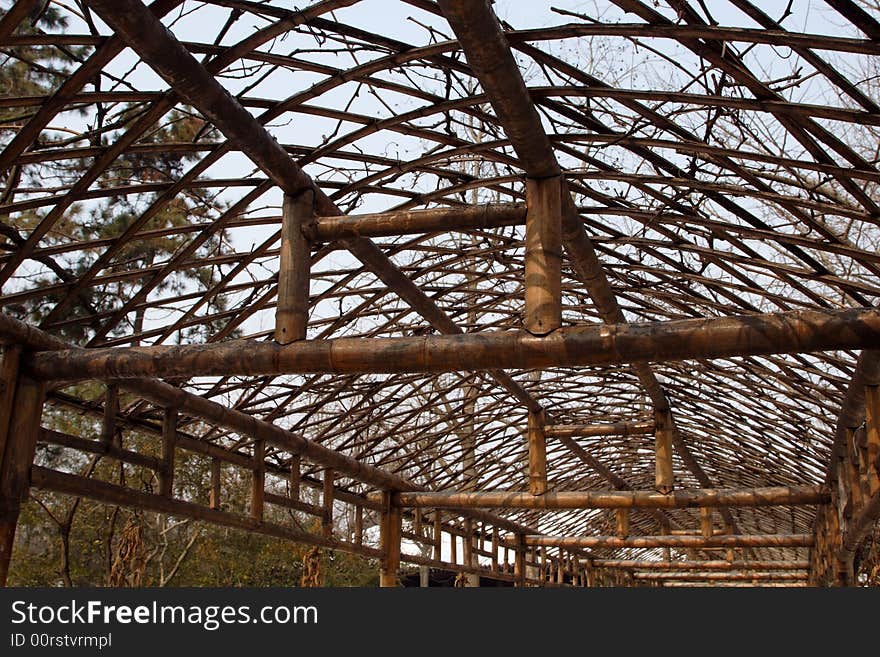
<box><xmin>263</xmin><ymin>492</ymin><xmax>323</xmax><ymax>517</ymax></box>
<box><xmin>0</xmin><ymin>308</ymin><xmax>662</xmax><ymax>540</ymax></box>
<box><xmin>158</xmin><ymin>407</ymin><xmax>177</xmax><ymax>497</ymax></box>
<box><xmin>433</xmin><ymin>511</ymin><xmax>442</xmax><ymax>561</ymax></box>
<box><xmin>616</xmin><ymin>508</ymin><xmax>630</xmax><ymax>538</ymax></box>
<box><xmin>866</xmin><ymin>384</ymin><xmax>880</xmax><ymax>497</ymax></box>
<box><xmin>0</xmin><ymin>376</ymin><xmax>45</xmax><ymax>586</ymax></box>
<box><xmin>0</xmin><ymin>346</ymin><xmax>22</xmax><ymax>470</ymax></box>
<box><xmin>655</xmin><ymin>409</ymin><xmax>674</xmax><ymax>494</ymax></box>
<box><xmin>251</xmin><ymin>439</ymin><xmax>265</xmax><ymax>520</ymax></box>
<box><xmin>524</xmin><ymin>534</ymin><xmax>813</xmax><ymax>549</ymax></box>
<box><xmin>322</xmin><ymin>468</ymin><xmax>334</xmax><ymax>538</ymax></box>
<box><xmin>633</xmin><ymin>572</ymin><xmax>807</xmax><ymax>582</ymax></box>
<box><xmin>379</xmin><ymin>492</ymin><xmax>402</xmax><ymax>587</ymax></box>
<box><xmin>590</xmin><ymin>560</ymin><xmax>808</xmax><ymax>571</ymax></box>
<box><xmin>30</xmin><ymin>465</ymin><xmax>378</xmax><ymax>558</ymax></box>
<box><xmin>275</xmin><ymin>191</ymin><xmax>312</xmax><ymax>344</ymax></box>
<box><xmin>524</xmin><ymin>176</ymin><xmax>562</xmax><ymax>335</ymax></box>
<box><xmin>528</xmin><ymin>410</ymin><xmax>548</xmax><ymax>495</ymax></box>
<box><xmin>824</xmin><ymin>350</ymin><xmax>880</xmax><ymax>487</ymax></box>
<box><xmin>392</xmin><ymin>485</ymin><xmax>829</xmax><ymax>509</ymax></box>
<box><xmin>306</xmin><ymin>202</ymin><xmax>526</xmax><ymax>240</ymax></box>
<box><xmin>514</xmin><ymin>534</ymin><xmax>526</xmax><ymax>587</ymax></box>
<box><xmin>28</xmin><ymin>308</ymin><xmax>880</xmax><ymax>382</ymax></box>
<box><xmin>40</xmin><ymin>428</ymin><xmax>159</xmax><ymax>471</ymax></box>
<box><xmin>700</xmin><ymin>507</ymin><xmax>713</xmax><ymax>539</ymax></box>
<box><xmin>434</xmin><ymin>0</ymin><xmax>746</xmax><ymax>533</ymax></box>
<box><xmin>289</xmin><ymin>454</ymin><xmax>301</xmax><ymax>501</ymax></box>
<box><xmin>463</xmin><ymin>518</ymin><xmax>474</xmax><ymax>569</ymax></box>
<box><xmin>209</xmin><ymin>457</ymin><xmax>221</xmax><ymax>510</ymax></box>
<box><xmin>101</xmin><ymin>383</ymin><xmax>118</xmax><ymax>447</ymax></box>
<box><xmin>355</xmin><ymin>506</ymin><xmax>363</xmax><ymax>546</ymax></box>
<box><xmin>545</xmin><ymin>421</ymin><xmax>654</xmax><ymax>438</ymax></box>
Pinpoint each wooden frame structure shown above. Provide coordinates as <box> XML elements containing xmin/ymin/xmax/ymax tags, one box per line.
<box><xmin>1</xmin><ymin>0</ymin><xmax>880</xmax><ymax>587</ymax></box>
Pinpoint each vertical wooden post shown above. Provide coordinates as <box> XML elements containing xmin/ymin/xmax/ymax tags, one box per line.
<box><xmin>524</xmin><ymin>176</ymin><xmax>562</xmax><ymax>335</ymax></box>
<box><xmin>540</xmin><ymin>546</ymin><xmax>548</xmax><ymax>586</ymax></box>
<box><xmin>275</xmin><ymin>190</ymin><xmax>313</xmax><ymax>344</ymax></box>
<box><xmin>379</xmin><ymin>491</ymin><xmax>402</xmax><ymax>587</ymax></box>
<box><xmin>586</xmin><ymin>560</ymin><xmax>595</xmax><ymax>587</ymax></box>
<box><xmin>654</xmin><ymin>409</ymin><xmax>674</xmax><ymax>494</ymax></box>
<box><xmin>158</xmin><ymin>407</ymin><xmax>177</xmax><ymax>498</ymax></box>
<box><xmin>866</xmin><ymin>385</ymin><xmax>880</xmax><ymax>497</ymax></box>
<box><xmin>491</xmin><ymin>526</ymin><xmax>499</xmax><ymax>571</ymax></box>
<box><xmin>209</xmin><ymin>457</ymin><xmax>221</xmax><ymax>510</ymax></box>
<box><xmin>289</xmin><ymin>454</ymin><xmax>301</xmax><ymax>501</ymax></box>
<box><xmin>514</xmin><ymin>534</ymin><xmax>526</xmax><ymax>587</ymax></box>
<box><xmin>463</xmin><ymin>518</ymin><xmax>474</xmax><ymax>568</ymax></box>
<box><xmin>0</xmin><ymin>374</ymin><xmax>45</xmax><ymax>587</ymax></box>
<box><xmin>450</xmin><ymin>526</ymin><xmax>457</xmax><ymax>564</ymax></box>
<box><xmin>251</xmin><ymin>438</ymin><xmax>265</xmax><ymax>520</ymax></box>
<box><xmin>322</xmin><ymin>468</ymin><xmax>334</xmax><ymax>538</ymax></box>
<box><xmin>846</xmin><ymin>428</ymin><xmax>863</xmax><ymax>513</ymax></box>
<box><xmin>528</xmin><ymin>409</ymin><xmax>548</xmax><ymax>495</ymax></box>
<box><xmin>101</xmin><ymin>383</ymin><xmax>118</xmax><ymax>448</ymax></box>
<box><xmin>354</xmin><ymin>505</ymin><xmax>363</xmax><ymax>546</ymax></box>
<box><xmin>433</xmin><ymin>511</ymin><xmax>442</xmax><ymax>561</ymax></box>
<box><xmin>0</xmin><ymin>346</ymin><xmax>22</xmax><ymax>471</ymax></box>
<box><xmin>701</xmin><ymin>507</ymin><xmax>713</xmax><ymax>539</ymax></box>
<box><xmin>616</xmin><ymin>508</ymin><xmax>629</xmax><ymax>539</ymax></box>
<box><xmin>556</xmin><ymin>556</ymin><xmax>564</xmax><ymax>585</ymax></box>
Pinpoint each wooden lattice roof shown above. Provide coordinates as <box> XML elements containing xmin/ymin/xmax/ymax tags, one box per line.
<box><xmin>2</xmin><ymin>0</ymin><xmax>880</xmax><ymax>584</ymax></box>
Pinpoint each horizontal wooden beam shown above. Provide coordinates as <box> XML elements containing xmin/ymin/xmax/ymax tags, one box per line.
<box><xmin>305</xmin><ymin>203</ymin><xmax>526</xmax><ymax>240</ymax></box>
<box><xmin>392</xmin><ymin>486</ymin><xmax>829</xmax><ymax>510</ymax></box>
<box><xmin>662</xmin><ymin>582</ymin><xmax>807</xmax><ymax>587</ymax></box>
<box><xmin>590</xmin><ymin>560</ymin><xmax>808</xmax><ymax>571</ymax></box>
<box><xmin>545</xmin><ymin>421</ymin><xmax>654</xmax><ymax>438</ymax></box>
<box><xmin>0</xmin><ymin>312</ymin><xmax>413</xmax><ymax>493</ymax></box>
<box><xmin>26</xmin><ymin>308</ymin><xmax>880</xmax><ymax>381</ymax></box>
<box><xmin>39</xmin><ymin>427</ymin><xmax>161</xmax><ymax>472</ymax></box>
<box><xmin>1</xmin><ymin>315</ymin><xmax>542</xmax><ymax>545</ymax></box>
<box><xmin>524</xmin><ymin>534</ymin><xmax>814</xmax><ymax>549</ymax></box>
<box><xmin>30</xmin><ymin>465</ymin><xmax>379</xmax><ymax>557</ymax></box>
<box><xmin>633</xmin><ymin>572</ymin><xmax>806</xmax><ymax>582</ymax></box>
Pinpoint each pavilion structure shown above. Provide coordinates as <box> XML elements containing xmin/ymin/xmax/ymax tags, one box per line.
<box><xmin>1</xmin><ymin>0</ymin><xmax>880</xmax><ymax>587</ymax></box>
